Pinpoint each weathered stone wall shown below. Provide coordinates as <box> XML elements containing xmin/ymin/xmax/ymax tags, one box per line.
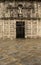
<box><xmin>0</xmin><ymin>19</ymin><xmax>41</xmax><ymax>39</ymax></box>
<box><xmin>0</xmin><ymin>1</ymin><xmax>41</xmax><ymax>39</ymax></box>
<box><xmin>0</xmin><ymin>20</ymin><xmax>16</xmax><ymax>39</ymax></box>
<box><xmin>25</xmin><ymin>20</ymin><xmax>37</xmax><ymax>38</ymax></box>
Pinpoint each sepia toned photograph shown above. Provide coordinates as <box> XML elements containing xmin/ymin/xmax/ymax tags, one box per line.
<box><xmin>0</xmin><ymin>0</ymin><xmax>41</xmax><ymax>65</ymax></box>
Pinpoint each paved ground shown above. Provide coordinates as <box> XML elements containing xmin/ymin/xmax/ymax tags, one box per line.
<box><xmin>0</xmin><ymin>38</ymin><xmax>41</xmax><ymax>65</ymax></box>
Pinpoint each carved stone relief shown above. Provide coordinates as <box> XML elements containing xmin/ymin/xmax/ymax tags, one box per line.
<box><xmin>0</xmin><ymin>1</ymin><xmax>41</xmax><ymax>19</ymax></box>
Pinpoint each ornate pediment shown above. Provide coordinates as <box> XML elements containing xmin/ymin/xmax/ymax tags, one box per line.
<box><xmin>4</xmin><ymin>2</ymin><xmax>34</xmax><ymax>18</ymax></box>
<box><xmin>0</xmin><ymin>1</ymin><xmax>41</xmax><ymax>20</ymax></box>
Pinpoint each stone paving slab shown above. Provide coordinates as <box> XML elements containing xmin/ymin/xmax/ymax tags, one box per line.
<box><xmin>0</xmin><ymin>39</ymin><xmax>41</xmax><ymax>65</ymax></box>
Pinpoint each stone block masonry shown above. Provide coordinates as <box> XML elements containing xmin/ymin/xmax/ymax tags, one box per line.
<box><xmin>0</xmin><ymin>1</ymin><xmax>41</xmax><ymax>39</ymax></box>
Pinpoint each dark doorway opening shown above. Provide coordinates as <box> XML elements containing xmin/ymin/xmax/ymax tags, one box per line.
<box><xmin>16</xmin><ymin>21</ymin><xmax>25</xmax><ymax>38</ymax></box>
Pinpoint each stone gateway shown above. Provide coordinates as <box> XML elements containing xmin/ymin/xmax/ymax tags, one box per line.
<box><xmin>0</xmin><ymin>0</ymin><xmax>41</xmax><ymax>39</ymax></box>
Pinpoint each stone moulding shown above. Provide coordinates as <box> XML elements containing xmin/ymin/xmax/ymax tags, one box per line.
<box><xmin>0</xmin><ymin>17</ymin><xmax>41</xmax><ymax>20</ymax></box>
<box><xmin>0</xmin><ymin>0</ymin><xmax>41</xmax><ymax>2</ymax></box>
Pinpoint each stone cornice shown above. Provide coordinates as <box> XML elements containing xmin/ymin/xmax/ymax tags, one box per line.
<box><xmin>0</xmin><ymin>0</ymin><xmax>41</xmax><ymax>2</ymax></box>
<box><xmin>0</xmin><ymin>17</ymin><xmax>41</xmax><ymax>20</ymax></box>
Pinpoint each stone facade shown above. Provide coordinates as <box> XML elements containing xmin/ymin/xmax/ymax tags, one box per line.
<box><xmin>0</xmin><ymin>1</ymin><xmax>41</xmax><ymax>39</ymax></box>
